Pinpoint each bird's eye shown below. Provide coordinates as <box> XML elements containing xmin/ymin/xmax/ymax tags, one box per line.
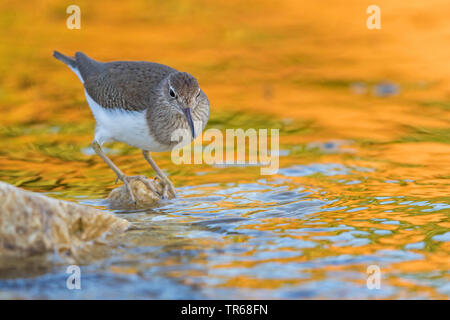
<box><xmin>169</xmin><ymin>88</ymin><xmax>176</xmax><ymax>98</ymax></box>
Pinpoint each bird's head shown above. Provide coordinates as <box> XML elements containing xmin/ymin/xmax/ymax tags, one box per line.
<box><xmin>164</xmin><ymin>72</ymin><xmax>203</xmax><ymax>138</ymax></box>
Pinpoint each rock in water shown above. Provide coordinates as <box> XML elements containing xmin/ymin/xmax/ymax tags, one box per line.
<box><xmin>0</xmin><ymin>181</ymin><xmax>129</xmax><ymax>257</ymax></box>
<box><xmin>107</xmin><ymin>178</ymin><xmax>170</xmax><ymax>209</ymax></box>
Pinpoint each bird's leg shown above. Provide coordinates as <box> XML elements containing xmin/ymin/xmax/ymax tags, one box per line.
<box><xmin>92</xmin><ymin>141</ymin><xmax>142</xmax><ymax>204</ymax></box>
<box><xmin>142</xmin><ymin>150</ymin><xmax>176</xmax><ymax>198</ymax></box>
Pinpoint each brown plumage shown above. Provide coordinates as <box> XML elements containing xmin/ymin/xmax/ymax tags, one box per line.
<box><xmin>79</xmin><ymin>53</ymin><xmax>175</xmax><ymax>112</ymax></box>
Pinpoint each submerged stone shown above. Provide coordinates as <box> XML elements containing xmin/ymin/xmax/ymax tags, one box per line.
<box><xmin>0</xmin><ymin>181</ymin><xmax>129</xmax><ymax>257</ymax></box>
<box><xmin>107</xmin><ymin>178</ymin><xmax>170</xmax><ymax>209</ymax></box>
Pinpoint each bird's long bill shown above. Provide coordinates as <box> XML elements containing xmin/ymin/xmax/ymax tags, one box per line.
<box><xmin>182</xmin><ymin>108</ymin><xmax>195</xmax><ymax>138</ymax></box>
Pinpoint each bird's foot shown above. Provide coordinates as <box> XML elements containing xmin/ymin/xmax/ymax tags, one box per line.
<box><xmin>116</xmin><ymin>175</ymin><xmax>137</xmax><ymax>205</ymax></box>
<box><xmin>117</xmin><ymin>175</ymin><xmax>161</xmax><ymax>205</ymax></box>
<box><xmin>154</xmin><ymin>176</ymin><xmax>176</xmax><ymax>199</ymax></box>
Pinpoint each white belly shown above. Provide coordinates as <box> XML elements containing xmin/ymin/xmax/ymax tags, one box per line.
<box><xmin>84</xmin><ymin>90</ymin><xmax>168</xmax><ymax>151</ymax></box>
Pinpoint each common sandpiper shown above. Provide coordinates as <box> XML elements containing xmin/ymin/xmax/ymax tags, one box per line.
<box><xmin>53</xmin><ymin>51</ymin><xmax>210</xmax><ymax>202</ymax></box>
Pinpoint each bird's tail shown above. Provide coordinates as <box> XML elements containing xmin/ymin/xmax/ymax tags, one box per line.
<box><xmin>53</xmin><ymin>50</ymin><xmax>77</xmax><ymax>68</ymax></box>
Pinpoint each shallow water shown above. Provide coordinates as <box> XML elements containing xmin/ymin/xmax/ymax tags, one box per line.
<box><xmin>0</xmin><ymin>127</ymin><xmax>448</xmax><ymax>299</ymax></box>
<box><xmin>0</xmin><ymin>0</ymin><xmax>449</xmax><ymax>299</ymax></box>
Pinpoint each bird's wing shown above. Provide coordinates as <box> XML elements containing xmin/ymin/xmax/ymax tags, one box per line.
<box><xmin>79</xmin><ymin>56</ymin><xmax>176</xmax><ymax>111</ymax></box>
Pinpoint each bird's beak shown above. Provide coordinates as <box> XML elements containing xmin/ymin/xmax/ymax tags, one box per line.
<box><xmin>182</xmin><ymin>108</ymin><xmax>195</xmax><ymax>138</ymax></box>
